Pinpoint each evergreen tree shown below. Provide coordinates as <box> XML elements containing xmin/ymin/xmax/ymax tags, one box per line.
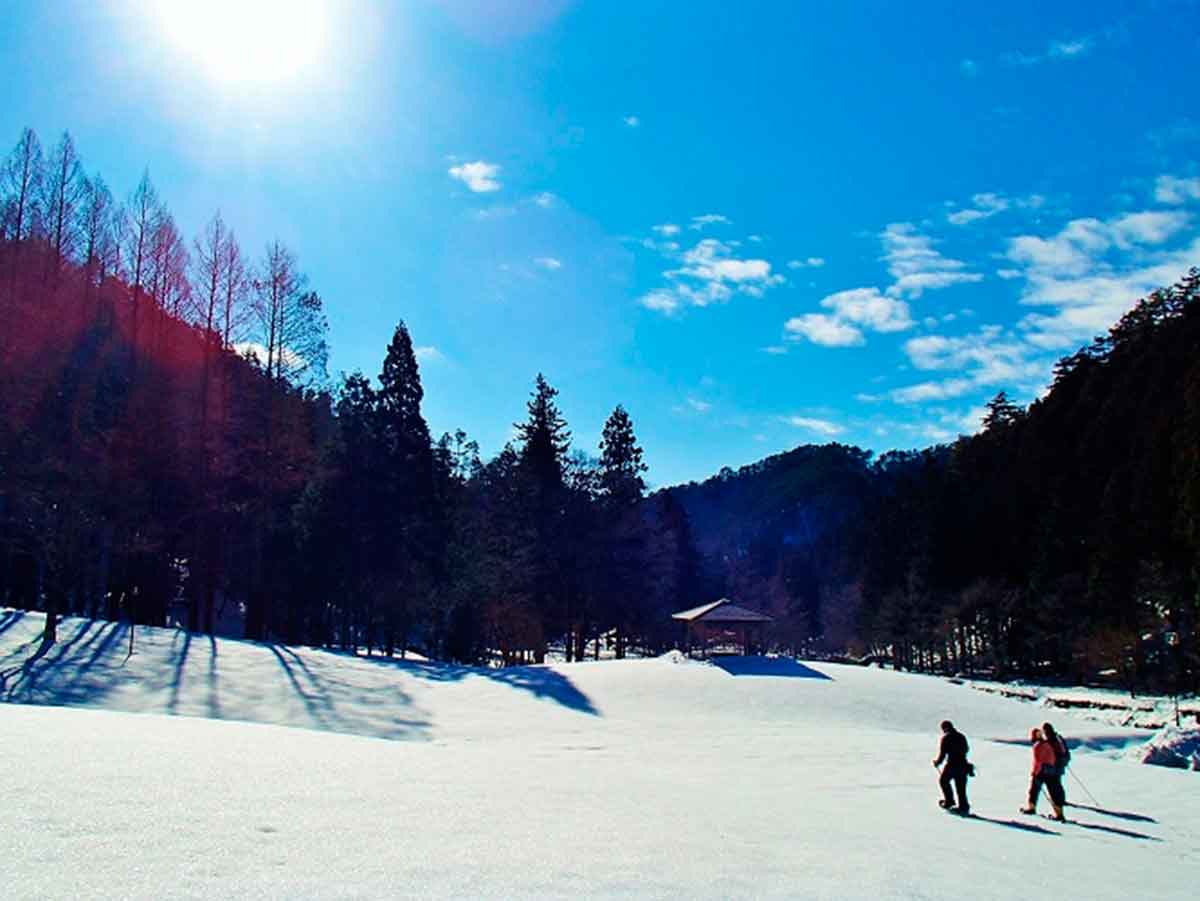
<box><xmin>514</xmin><ymin>374</ymin><xmax>572</xmax><ymax>660</ymax></box>
<box><xmin>598</xmin><ymin>404</ymin><xmax>647</xmax><ymax>509</ymax></box>
<box><xmin>374</xmin><ymin>321</ymin><xmax>437</xmax><ymax>656</ymax></box>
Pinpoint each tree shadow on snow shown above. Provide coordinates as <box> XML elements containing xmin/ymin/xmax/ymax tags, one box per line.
<box><xmin>1065</xmin><ymin>802</ymin><xmax>1156</xmax><ymax>824</ymax></box>
<box><xmin>0</xmin><ymin>609</ymin><xmax>27</xmax><ymax>639</ymax></box>
<box><xmin>709</xmin><ymin>656</ymin><xmax>833</xmax><ymax>680</ymax></box>
<box><xmin>329</xmin><ymin>650</ymin><xmax>600</xmax><ymax>716</ymax></box>
<box><xmin>1</xmin><ymin>619</ymin><xmax>118</xmax><ymax>702</ymax></box>
<box><xmin>264</xmin><ymin>644</ymin><xmax>431</xmax><ymax>740</ymax></box>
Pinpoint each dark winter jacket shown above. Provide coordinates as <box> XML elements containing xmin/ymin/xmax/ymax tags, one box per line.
<box><xmin>935</xmin><ymin>729</ymin><xmax>970</xmax><ymax>775</ymax></box>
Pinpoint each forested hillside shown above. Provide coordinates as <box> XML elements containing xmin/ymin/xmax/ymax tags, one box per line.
<box><xmin>0</xmin><ymin>128</ymin><xmax>693</xmax><ymax>666</ymax></box>
<box><xmin>665</xmin><ymin>269</ymin><xmax>1200</xmax><ymax>691</ymax></box>
<box><xmin>2</xmin><ymin>125</ymin><xmax>1197</xmax><ymax>693</ymax></box>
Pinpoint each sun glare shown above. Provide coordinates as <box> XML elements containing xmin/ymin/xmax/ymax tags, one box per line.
<box><xmin>154</xmin><ymin>0</ymin><xmax>328</xmax><ymax>86</ymax></box>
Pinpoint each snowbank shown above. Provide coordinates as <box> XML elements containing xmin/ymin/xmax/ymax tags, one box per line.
<box><xmin>1127</xmin><ymin>725</ymin><xmax>1200</xmax><ymax>770</ymax></box>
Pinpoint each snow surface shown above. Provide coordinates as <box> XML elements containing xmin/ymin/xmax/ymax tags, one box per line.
<box><xmin>1</xmin><ymin>609</ymin><xmax>1197</xmax><ymax>899</ymax></box>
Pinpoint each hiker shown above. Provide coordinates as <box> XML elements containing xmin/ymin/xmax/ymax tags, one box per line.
<box><xmin>932</xmin><ymin>719</ymin><xmax>972</xmax><ymax>814</ymax></box>
<box><xmin>1021</xmin><ymin>727</ymin><xmax>1066</xmax><ymax>821</ymax></box>
<box><xmin>1041</xmin><ymin>721</ymin><xmax>1071</xmax><ymax>803</ymax></box>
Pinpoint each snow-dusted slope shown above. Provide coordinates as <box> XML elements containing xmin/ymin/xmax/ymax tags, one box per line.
<box><xmin>1</xmin><ymin>610</ymin><xmax>1196</xmax><ymax>899</ymax></box>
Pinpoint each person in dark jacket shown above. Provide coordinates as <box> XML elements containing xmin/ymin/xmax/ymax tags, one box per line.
<box><xmin>1041</xmin><ymin>721</ymin><xmax>1070</xmax><ymax>804</ymax></box>
<box><xmin>933</xmin><ymin>720</ymin><xmax>972</xmax><ymax>814</ymax></box>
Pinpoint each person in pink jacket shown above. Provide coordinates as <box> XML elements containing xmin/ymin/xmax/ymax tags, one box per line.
<box><xmin>1020</xmin><ymin>727</ymin><xmax>1066</xmax><ymax>821</ymax></box>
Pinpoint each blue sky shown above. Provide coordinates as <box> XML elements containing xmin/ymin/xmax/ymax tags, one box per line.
<box><xmin>3</xmin><ymin>1</ymin><xmax>1199</xmax><ymax>486</ymax></box>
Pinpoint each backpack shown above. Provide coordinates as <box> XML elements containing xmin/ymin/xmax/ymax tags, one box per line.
<box><xmin>1052</xmin><ymin>735</ymin><xmax>1071</xmax><ymax>774</ymax></box>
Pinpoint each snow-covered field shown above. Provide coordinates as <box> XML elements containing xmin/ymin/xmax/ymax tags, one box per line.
<box><xmin>1</xmin><ymin>609</ymin><xmax>1197</xmax><ymax>900</ymax></box>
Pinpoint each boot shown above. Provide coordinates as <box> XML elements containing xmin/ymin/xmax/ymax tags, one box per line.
<box><xmin>1049</xmin><ymin>803</ymin><xmax>1066</xmax><ymax>822</ymax></box>
<box><xmin>1019</xmin><ymin>804</ymin><xmax>1036</xmax><ymax>815</ymax></box>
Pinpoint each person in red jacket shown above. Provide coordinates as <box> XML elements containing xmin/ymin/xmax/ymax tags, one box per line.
<box><xmin>1020</xmin><ymin>727</ymin><xmax>1066</xmax><ymax>821</ymax></box>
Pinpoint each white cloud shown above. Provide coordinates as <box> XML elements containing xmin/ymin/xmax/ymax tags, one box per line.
<box><xmin>414</xmin><ymin>346</ymin><xmax>444</xmax><ymax>363</ymax></box>
<box><xmin>1049</xmin><ymin>37</ymin><xmax>1092</xmax><ymax>58</ymax></box>
<box><xmin>639</xmin><ymin>290</ymin><xmax>681</xmax><ymax>315</ymax></box>
<box><xmin>690</xmin><ymin>214</ymin><xmax>731</xmax><ymax>230</ymax></box>
<box><xmin>889</xmin><ymin>378</ymin><xmax>975</xmax><ymax>404</ymax></box>
<box><xmin>532</xmin><ymin>192</ymin><xmax>558</xmax><ymax>208</ymax></box>
<box><xmin>623</xmin><ymin>115</ymin><xmax>641</xmax><ymax>128</ymax></box>
<box><xmin>780</xmin><ymin>415</ymin><xmax>844</xmax><ymax>436</ymax></box>
<box><xmin>784</xmin><ymin>314</ymin><xmax>864</xmax><ymax>347</ymax></box>
<box><xmin>946</xmin><ymin>192</ymin><xmax>1010</xmax><ymax>226</ymax></box>
<box><xmin>762</xmin><ymin>345</ymin><xmax>788</xmax><ymax>355</ymax></box>
<box><xmin>820</xmin><ymin>287</ymin><xmax>914</xmax><ymax>332</ymax></box>
<box><xmin>534</xmin><ymin>257</ymin><xmax>563</xmax><ymax>270</ymax></box>
<box><xmin>881</xmin><ymin>222</ymin><xmax>982</xmax><ymax>298</ymax></box>
<box><xmin>639</xmin><ymin>220</ymin><xmax>784</xmax><ymax>315</ymax></box>
<box><xmin>687</xmin><ymin>398</ymin><xmax>711</xmax><ymax>413</ymax></box>
<box><xmin>1004</xmin><ymin>35</ymin><xmax>1094</xmax><ymax>67</ymax></box>
<box><xmin>1154</xmin><ymin>175</ymin><xmax>1200</xmax><ymax>205</ymax></box>
<box><xmin>449</xmin><ymin>161</ymin><xmax>501</xmax><ymax>193</ymax></box>
<box><xmin>787</xmin><ymin>257</ymin><xmax>825</xmax><ymax>269</ymax></box>
<box><xmin>1004</xmin><ymin>210</ymin><xmax>1196</xmax><ymax>347</ymax></box>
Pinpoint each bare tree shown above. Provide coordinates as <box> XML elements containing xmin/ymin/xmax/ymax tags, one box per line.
<box><xmin>219</xmin><ymin>228</ymin><xmax>249</xmax><ymax>350</ymax></box>
<box><xmin>147</xmin><ymin>212</ymin><xmax>190</xmax><ymax>318</ymax></box>
<box><xmin>80</xmin><ymin>173</ymin><xmax>117</xmax><ymax>292</ymax></box>
<box><xmin>1</xmin><ymin>127</ymin><xmax>44</xmax><ymax>246</ymax></box>
<box><xmin>252</xmin><ymin>240</ymin><xmax>327</xmax><ymax>386</ymax></box>
<box><xmin>122</xmin><ymin>170</ymin><xmax>161</xmax><ymax>358</ymax></box>
<box><xmin>41</xmin><ymin>131</ymin><xmax>87</xmax><ymax>274</ymax></box>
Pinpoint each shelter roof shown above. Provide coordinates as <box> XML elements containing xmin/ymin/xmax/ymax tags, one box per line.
<box><xmin>670</xmin><ymin>598</ymin><xmax>774</xmax><ymax>623</ymax></box>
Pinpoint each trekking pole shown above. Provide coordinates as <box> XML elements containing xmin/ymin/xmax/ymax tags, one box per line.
<box><xmin>1067</xmin><ymin>767</ymin><xmax>1099</xmax><ymax>806</ymax></box>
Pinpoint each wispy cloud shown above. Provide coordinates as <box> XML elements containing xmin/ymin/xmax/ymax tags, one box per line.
<box><xmin>623</xmin><ymin>115</ymin><xmax>641</xmax><ymax>128</ymax></box>
<box><xmin>1154</xmin><ymin>175</ymin><xmax>1200</xmax><ymax>205</ymax></box>
<box><xmin>641</xmin><ymin>233</ymin><xmax>784</xmax><ymax>315</ymax></box>
<box><xmin>534</xmin><ymin>256</ymin><xmax>563</xmax><ymax>270</ymax></box>
<box><xmin>784</xmin><ymin>287</ymin><xmax>914</xmax><ymax>348</ymax></box>
<box><xmin>882</xmin><ymin>222</ymin><xmax>983</xmax><ymax>298</ymax></box>
<box><xmin>787</xmin><ymin>257</ymin><xmax>825</xmax><ymax>269</ymax></box>
<box><xmin>780</xmin><ymin>415</ymin><xmax>844</xmax><ymax>436</ymax></box>
<box><xmin>784</xmin><ymin>313</ymin><xmax>864</xmax><ymax>347</ymax></box>
<box><xmin>690</xmin><ymin>213</ymin><xmax>731</xmax><ymax>230</ymax></box>
<box><xmin>652</xmin><ymin>223</ymin><xmax>681</xmax><ymax>237</ymax></box>
<box><xmin>1049</xmin><ymin>37</ymin><xmax>1093</xmax><ymax>58</ymax></box>
<box><xmin>947</xmin><ymin>192</ymin><xmax>1044</xmax><ymax>226</ymax></box>
<box><xmin>1003</xmin><ymin>34</ymin><xmax>1094</xmax><ymax>67</ymax></box>
<box><xmin>532</xmin><ymin>191</ymin><xmax>558</xmax><ymax>208</ymax></box>
<box><xmin>639</xmin><ymin>290</ymin><xmax>681</xmax><ymax>315</ymax></box>
<box><xmin>449</xmin><ymin>160</ymin><xmax>502</xmax><ymax>193</ymax></box>
<box><xmin>414</xmin><ymin>345</ymin><xmax>444</xmax><ymax>364</ymax></box>
<box><xmin>687</xmin><ymin>397</ymin><xmax>712</xmax><ymax>413</ymax></box>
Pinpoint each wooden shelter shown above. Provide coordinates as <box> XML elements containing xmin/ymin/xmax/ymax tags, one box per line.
<box><xmin>671</xmin><ymin>598</ymin><xmax>774</xmax><ymax>657</ymax></box>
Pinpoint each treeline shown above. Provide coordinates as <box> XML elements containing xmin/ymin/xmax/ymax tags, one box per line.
<box><xmin>664</xmin><ymin>270</ymin><xmax>1200</xmax><ymax>692</ymax></box>
<box><xmin>3</xmin><ymin>125</ymin><xmax>1198</xmax><ymax>689</ymax></box>
<box><xmin>0</xmin><ymin>127</ymin><xmax>698</xmax><ymax>663</ymax></box>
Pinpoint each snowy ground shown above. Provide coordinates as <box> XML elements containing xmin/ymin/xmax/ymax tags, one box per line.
<box><xmin>1</xmin><ymin>609</ymin><xmax>1197</xmax><ymax>900</ymax></box>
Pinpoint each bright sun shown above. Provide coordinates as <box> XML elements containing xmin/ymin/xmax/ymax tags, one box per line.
<box><xmin>154</xmin><ymin>0</ymin><xmax>328</xmax><ymax>86</ymax></box>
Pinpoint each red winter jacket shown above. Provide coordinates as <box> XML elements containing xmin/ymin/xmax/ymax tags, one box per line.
<box><xmin>1031</xmin><ymin>738</ymin><xmax>1057</xmax><ymax>775</ymax></box>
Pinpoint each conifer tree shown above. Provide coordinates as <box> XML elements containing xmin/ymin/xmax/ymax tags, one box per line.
<box><xmin>514</xmin><ymin>374</ymin><xmax>572</xmax><ymax>660</ymax></box>
<box><xmin>374</xmin><ymin>321</ymin><xmax>437</xmax><ymax>656</ymax></box>
<box><xmin>598</xmin><ymin>404</ymin><xmax>647</xmax><ymax>509</ymax></box>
